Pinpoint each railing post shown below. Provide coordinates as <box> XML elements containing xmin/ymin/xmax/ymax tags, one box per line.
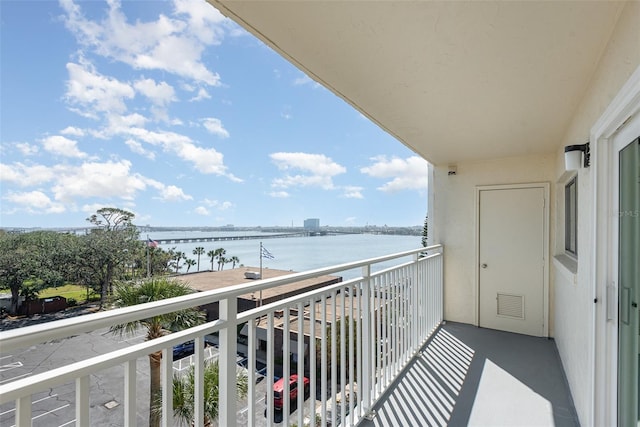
<box><xmin>16</xmin><ymin>396</ymin><xmax>31</xmax><ymax>427</ymax></box>
<box><xmin>124</xmin><ymin>360</ymin><xmax>137</xmax><ymax>426</ymax></box>
<box><xmin>76</xmin><ymin>376</ymin><xmax>89</xmax><ymax>425</ymax></box>
<box><xmin>161</xmin><ymin>348</ymin><xmax>173</xmax><ymax>427</ymax></box>
<box><xmin>413</xmin><ymin>253</ymin><xmax>420</xmax><ymax>351</ymax></box>
<box><xmin>219</xmin><ymin>296</ymin><xmax>238</xmax><ymax>427</ymax></box>
<box><xmin>361</xmin><ymin>264</ymin><xmax>372</xmax><ymax>414</ymax></box>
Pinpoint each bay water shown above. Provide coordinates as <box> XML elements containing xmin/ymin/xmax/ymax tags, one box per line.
<box><xmin>145</xmin><ymin>231</ymin><xmax>423</xmax><ymax>280</ymax></box>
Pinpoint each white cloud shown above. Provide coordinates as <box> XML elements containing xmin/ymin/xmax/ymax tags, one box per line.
<box><xmin>345</xmin><ymin>216</ymin><xmax>357</xmax><ymax>224</ymax></box>
<box><xmin>281</xmin><ymin>105</ymin><xmax>292</xmax><ymax>120</ymax></box>
<box><xmin>81</xmin><ymin>203</ymin><xmax>108</xmax><ymax>214</ymax></box>
<box><xmin>342</xmin><ymin>186</ymin><xmax>364</xmax><ymax>199</ymax></box>
<box><xmin>172</xmin><ymin>0</ymin><xmax>227</xmax><ymax>44</ymax></box>
<box><xmin>5</xmin><ymin>191</ymin><xmax>65</xmax><ymax>214</ymax></box>
<box><xmin>270</xmin><ymin>152</ymin><xmax>346</xmax><ymax>190</ymax></box>
<box><xmin>60</xmin><ymin>0</ymin><xmax>224</xmax><ymax>86</ymax></box>
<box><xmin>60</xmin><ymin>126</ymin><xmax>86</xmax><ymax>137</ymax></box>
<box><xmin>125</xmin><ymin>139</ymin><xmax>156</xmax><ymax>160</ymax></box>
<box><xmin>134</xmin><ymin>78</ymin><xmax>176</xmax><ymax>106</ymax></box>
<box><xmin>41</xmin><ymin>135</ymin><xmax>87</xmax><ymax>158</ymax></box>
<box><xmin>268</xmin><ymin>191</ymin><xmax>290</xmax><ymax>198</ymax></box>
<box><xmin>194</xmin><ymin>206</ymin><xmax>210</xmax><ymax>215</ymax></box>
<box><xmin>202</xmin><ymin>198</ymin><xmax>234</xmax><ymax>210</ymax></box>
<box><xmin>159</xmin><ymin>185</ymin><xmax>192</xmax><ymax>202</ymax></box>
<box><xmin>190</xmin><ymin>88</ymin><xmax>211</xmax><ymax>102</ymax></box>
<box><xmin>65</xmin><ymin>60</ymin><xmax>135</xmax><ymax>117</ymax></box>
<box><xmin>51</xmin><ymin>160</ymin><xmax>148</xmax><ymax>202</ymax></box>
<box><xmin>1</xmin><ymin>162</ymin><xmax>59</xmax><ymax>186</ymax></box>
<box><xmin>361</xmin><ymin>156</ymin><xmax>429</xmax><ymax>192</ymax></box>
<box><xmin>201</xmin><ymin>117</ymin><xmax>230</xmax><ymax>138</ymax></box>
<box><xmin>121</xmin><ymin>126</ymin><xmax>241</xmax><ymax>181</ymax></box>
<box><xmin>292</xmin><ymin>74</ymin><xmax>322</xmax><ymax>89</ymax></box>
<box><xmin>15</xmin><ymin>143</ymin><xmax>39</xmax><ymax>156</ymax></box>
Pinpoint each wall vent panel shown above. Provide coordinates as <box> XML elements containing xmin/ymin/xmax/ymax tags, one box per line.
<box><xmin>497</xmin><ymin>293</ymin><xmax>524</xmax><ymax>319</ymax></box>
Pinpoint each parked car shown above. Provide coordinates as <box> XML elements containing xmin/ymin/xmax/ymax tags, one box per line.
<box><xmin>172</xmin><ymin>340</ymin><xmax>213</xmax><ymax>360</ymax></box>
<box><xmin>270</xmin><ymin>374</ymin><xmax>310</xmax><ymax>409</ymax></box>
<box><xmin>172</xmin><ymin>341</ymin><xmax>195</xmax><ymax>360</ymax></box>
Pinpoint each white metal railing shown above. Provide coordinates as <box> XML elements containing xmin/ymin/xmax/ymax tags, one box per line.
<box><xmin>0</xmin><ymin>245</ymin><xmax>443</xmax><ymax>427</ymax></box>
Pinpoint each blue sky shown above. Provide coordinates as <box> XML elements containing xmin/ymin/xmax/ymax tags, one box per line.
<box><xmin>0</xmin><ymin>0</ymin><xmax>429</xmax><ymax>229</ymax></box>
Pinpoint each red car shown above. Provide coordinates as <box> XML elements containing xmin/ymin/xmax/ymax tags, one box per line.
<box><xmin>272</xmin><ymin>375</ymin><xmax>310</xmax><ymax>409</ymax></box>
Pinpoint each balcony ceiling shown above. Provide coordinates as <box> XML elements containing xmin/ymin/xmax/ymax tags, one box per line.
<box><xmin>209</xmin><ymin>0</ymin><xmax>624</xmax><ymax>165</ymax></box>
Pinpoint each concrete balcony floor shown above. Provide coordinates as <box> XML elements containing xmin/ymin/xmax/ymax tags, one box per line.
<box><xmin>360</xmin><ymin>322</ymin><xmax>579</xmax><ymax>427</ymax></box>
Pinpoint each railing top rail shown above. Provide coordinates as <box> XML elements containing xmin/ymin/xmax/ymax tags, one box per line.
<box><xmin>0</xmin><ymin>245</ymin><xmax>442</xmax><ymax>352</ymax></box>
<box><xmin>0</xmin><ymin>319</ymin><xmax>225</xmax><ymax>404</ymax></box>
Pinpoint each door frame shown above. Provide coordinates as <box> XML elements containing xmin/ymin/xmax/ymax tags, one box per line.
<box><xmin>592</xmin><ymin>64</ymin><xmax>640</xmax><ymax>427</ymax></box>
<box><xmin>474</xmin><ymin>182</ymin><xmax>550</xmax><ymax>337</ymax></box>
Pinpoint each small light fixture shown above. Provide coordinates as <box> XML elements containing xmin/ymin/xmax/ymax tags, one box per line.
<box><xmin>447</xmin><ymin>165</ymin><xmax>457</xmax><ymax>176</ymax></box>
<box><xmin>564</xmin><ymin>142</ymin><xmax>590</xmax><ymax>171</ymax></box>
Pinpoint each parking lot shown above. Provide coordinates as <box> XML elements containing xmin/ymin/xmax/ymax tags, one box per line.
<box><xmin>0</xmin><ymin>324</ymin><xmax>320</xmax><ymax>426</ymax></box>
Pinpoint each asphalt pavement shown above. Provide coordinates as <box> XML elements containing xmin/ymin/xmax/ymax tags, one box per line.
<box><xmin>0</xmin><ymin>307</ymin><xmax>318</xmax><ymax>426</ymax></box>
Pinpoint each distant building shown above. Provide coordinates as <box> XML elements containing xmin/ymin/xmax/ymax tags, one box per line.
<box><xmin>303</xmin><ymin>218</ymin><xmax>320</xmax><ymax>230</ymax></box>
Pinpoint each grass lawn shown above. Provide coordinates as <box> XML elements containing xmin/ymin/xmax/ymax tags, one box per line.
<box><xmin>38</xmin><ymin>284</ymin><xmax>99</xmax><ymax>303</ymax></box>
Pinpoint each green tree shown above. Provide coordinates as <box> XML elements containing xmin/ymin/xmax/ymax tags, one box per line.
<box><xmin>0</xmin><ymin>231</ymin><xmax>69</xmax><ymax>314</ymax></box>
<box><xmin>421</xmin><ymin>213</ymin><xmax>428</xmax><ymax>247</ymax></box>
<box><xmin>320</xmin><ymin>316</ymin><xmax>358</xmax><ymax>379</ymax></box>
<box><xmin>174</xmin><ymin>251</ymin><xmax>185</xmax><ymax>273</ymax></box>
<box><xmin>230</xmin><ymin>256</ymin><xmax>240</xmax><ymax>269</ymax></box>
<box><xmin>86</xmin><ymin>207</ymin><xmax>140</xmax><ymax>305</ymax></box>
<box><xmin>214</xmin><ymin>248</ymin><xmax>226</xmax><ymax>271</ymax></box>
<box><xmin>110</xmin><ymin>278</ymin><xmax>205</xmax><ymax>427</ymax></box>
<box><xmin>155</xmin><ymin>360</ymin><xmax>248</xmax><ymax>426</ymax></box>
<box><xmin>207</xmin><ymin>249</ymin><xmax>216</xmax><ymax>271</ymax></box>
<box><xmin>145</xmin><ymin>246</ymin><xmax>173</xmax><ymax>277</ymax></box>
<box><xmin>193</xmin><ymin>247</ymin><xmax>205</xmax><ymax>272</ymax></box>
<box><xmin>185</xmin><ymin>258</ymin><xmax>196</xmax><ymax>273</ymax></box>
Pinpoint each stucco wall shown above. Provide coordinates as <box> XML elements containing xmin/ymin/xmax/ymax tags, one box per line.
<box><xmin>432</xmin><ymin>153</ymin><xmax>556</xmax><ymax>327</ymax></box>
<box><xmin>552</xmin><ymin>2</ymin><xmax>640</xmax><ymax>426</ymax></box>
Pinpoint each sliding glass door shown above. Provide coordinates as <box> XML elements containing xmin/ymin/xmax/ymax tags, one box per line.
<box><xmin>619</xmin><ymin>136</ymin><xmax>639</xmax><ymax>427</ymax></box>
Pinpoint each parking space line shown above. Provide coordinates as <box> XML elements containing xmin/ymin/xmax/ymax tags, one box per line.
<box><xmin>58</xmin><ymin>419</ymin><xmax>76</xmax><ymax>426</ymax></box>
<box><xmin>9</xmin><ymin>404</ymin><xmax>70</xmax><ymax>427</ymax></box>
<box><xmin>239</xmin><ymin>396</ymin><xmax>265</xmax><ymax>415</ymax></box>
<box><xmin>0</xmin><ymin>361</ymin><xmax>23</xmax><ymax>373</ymax></box>
<box><xmin>0</xmin><ymin>394</ymin><xmax>59</xmax><ymax>416</ymax></box>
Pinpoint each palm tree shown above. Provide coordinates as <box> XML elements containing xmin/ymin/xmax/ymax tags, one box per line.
<box><xmin>214</xmin><ymin>248</ymin><xmax>226</xmax><ymax>271</ymax></box>
<box><xmin>230</xmin><ymin>256</ymin><xmax>240</xmax><ymax>269</ymax></box>
<box><xmin>193</xmin><ymin>247</ymin><xmax>205</xmax><ymax>272</ymax></box>
<box><xmin>154</xmin><ymin>360</ymin><xmax>248</xmax><ymax>426</ymax></box>
<box><xmin>207</xmin><ymin>249</ymin><xmax>216</xmax><ymax>271</ymax></box>
<box><xmin>174</xmin><ymin>251</ymin><xmax>185</xmax><ymax>273</ymax></box>
<box><xmin>185</xmin><ymin>258</ymin><xmax>196</xmax><ymax>273</ymax></box>
<box><xmin>110</xmin><ymin>278</ymin><xmax>205</xmax><ymax>427</ymax></box>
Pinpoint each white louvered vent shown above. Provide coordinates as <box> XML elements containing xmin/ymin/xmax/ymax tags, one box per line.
<box><xmin>497</xmin><ymin>293</ymin><xmax>524</xmax><ymax>319</ymax></box>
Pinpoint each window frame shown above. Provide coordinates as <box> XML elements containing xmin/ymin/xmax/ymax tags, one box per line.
<box><xmin>564</xmin><ymin>176</ymin><xmax>578</xmax><ymax>257</ymax></box>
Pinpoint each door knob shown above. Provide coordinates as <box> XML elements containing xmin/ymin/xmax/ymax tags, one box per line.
<box><xmin>632</xmin><ymin>302</ymin><xmax>638</xmax><ymax>308</ymax></box>
<box><xmin>481</xmin><ymin>263</ymin><xmax>488</xmax><ymax>269</ymax></box>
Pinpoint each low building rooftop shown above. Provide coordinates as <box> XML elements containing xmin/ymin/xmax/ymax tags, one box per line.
<box><xmin>176</xmin><ymin>266</ymin><xmax>342</xmax><ymax>301</ymax></box>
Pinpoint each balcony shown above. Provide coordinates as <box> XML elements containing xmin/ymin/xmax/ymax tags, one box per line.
<box><xmin>0</xmin><ymin>245</ymin><xmax>576</xmax><ymax>426</ymax></box>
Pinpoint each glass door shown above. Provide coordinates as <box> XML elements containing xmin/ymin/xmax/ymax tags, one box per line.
<box><xmin>619</xmin><ymin>136</ymin><xmax>640</xmax><ymax>427</ymax></box>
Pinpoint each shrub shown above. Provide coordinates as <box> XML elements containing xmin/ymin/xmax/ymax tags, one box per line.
<box><xmin>67</xmin><ymin>298</ymin><xmax>77</xmax><ymax>307</ymax></box>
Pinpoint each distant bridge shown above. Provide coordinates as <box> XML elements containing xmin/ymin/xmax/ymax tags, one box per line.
<box><xmin>148</xmin><ymin>232</ymin><xmax>308</xmax><ymax>245</ymax></box>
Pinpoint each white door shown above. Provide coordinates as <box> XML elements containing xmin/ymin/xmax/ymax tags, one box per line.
<box><xmin>478</xmin><ymin>185</ymin><xmax>547</xmax><ymax>337</ymax></box>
